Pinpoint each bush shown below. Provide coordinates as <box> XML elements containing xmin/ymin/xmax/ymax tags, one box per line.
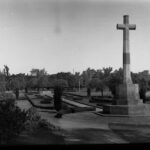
<box><xmin>0</xmin><ymin>92</ymin><xmax>15</xmax><ymax>101</ymax></box>
<box><xmin>0</xmin><ymin>93</ymin><xmax>50</xmax><ymax>144</ymax></box>
<box><xmin>0</xmin><ymin>98</ymin><xmax>27</xmax><ymax>144</ymax></box>
<box><xmin>24</xmin><ymin>108</ymin><xmax>49</xmax><ymax>133</ymax></box>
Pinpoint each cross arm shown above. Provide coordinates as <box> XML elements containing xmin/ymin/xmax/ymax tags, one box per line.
<box><xmin>116</xmin><ymin>24</ymin><xmax>125</xmax><ymax>30</ymax></box>
<box><xmin>128</xmin><ymin>24</ymin><xmax>136</xmax><ymax>30</ymax></box>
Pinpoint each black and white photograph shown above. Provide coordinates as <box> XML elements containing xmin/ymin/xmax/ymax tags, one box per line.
<box><xmin>0</xmin><ymin>0</ymin><xmax>150</xmax><ymax>145</ymax></box>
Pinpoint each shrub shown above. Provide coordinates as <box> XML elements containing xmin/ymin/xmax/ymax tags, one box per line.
<box><xmin>0</xmin><ymin>93</ymin><xmax>50</xmax><ymax>144</ymax></box>
<box><xmin>0</xmin><ymin>98</ymin><xmax>27</xmax><ymax>144</ymax></box>
<box><xmin>24</xmin><ymin>108</ymin><xmax>49</xmax><ymax>133</ymax></box>
<box><xmin>0</xmin><ymin>92</ymin><xmax>15</xmax><ymax>101</ymax></box>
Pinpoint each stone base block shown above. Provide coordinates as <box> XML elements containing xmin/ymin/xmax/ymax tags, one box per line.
<box><xmin>115</xmin><ymin>83</ymin><xmax>142</xmax><ymax>105</ymax></box>
<box><xmin>103</xmin><ymin>104</ymin><xmax>150</xmax><ymax>116</ymax></box>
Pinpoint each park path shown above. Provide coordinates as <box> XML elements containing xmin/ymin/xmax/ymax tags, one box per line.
<box><xmin>15</xmin><ymin>95</ymin><xmax>127</xmax><ymax>143</ymax></box>
<box><xmin>15</xmin><ymin>92</ymin><xmax>150</xmax><ymax>144</ymax></box>
<box><xmin>36</xmin><ymin>108</ymin><xmax>129</xmax><ymax>144</ymax></box>
<box><xmin>35</xmin><ymin>108</ymin><xmax>150</xmax><ymax>144</ymax></box>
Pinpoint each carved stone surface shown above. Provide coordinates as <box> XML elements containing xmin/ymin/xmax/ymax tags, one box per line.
<box><xmin>115</xmin><ymin>84</ymin><xmax>142</xmax><ymax>105</ymax></box>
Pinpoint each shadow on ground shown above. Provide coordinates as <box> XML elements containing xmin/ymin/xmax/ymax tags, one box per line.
<box><xmin>109</xmin><ymin>123</ymin><xmax>150</xmax><ymax>143</ymax></box>
<box><xmin>8</xmin><ymin>128</ymin><xmax>65</xmax><ymax>145</ymax></box>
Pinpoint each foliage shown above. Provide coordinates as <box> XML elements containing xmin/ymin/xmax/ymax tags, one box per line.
<box><xmin>87</xmin><ymin>67</ymin><xmax>113</xmax><ymax>97</ymax></box>
<box><xmin>139</xmin><ymin>79</ymin><xmax>147</xmax><ymax>102</ymax></box>
<box><xmin>132</xmin><ymin>71</ymin><xmax>150</xmax><ymax>102</ymax></box>
<box><xmin>49</xmin><ymin>72</ymin><xmax>73</xmax><ymax>88</ymax></box>
<box><xmin>107</xmin><ymin>68</ymin><xmax>123</xmax><ymax>96</ymax></box>
<box><xmin>1</xmin><ymin>65</ymin><xmax>150</xmax><ymax>100</ymax></box>
<box><xmin>52</xmin><ymin>79</ymin><xmax>68</xmax><ymax>89</ymax></box>
<box><xmin>53</xmin><ymin>86</ymin><xmax>63</xmax><ymax>112</ymax></box>
<box><xmin>37</xmin><ymin>75</ymin><xmax>49</xmax><ymax>89</ymax></box>
<box><xmin>87</xmin><ymin>87</ymin><xmax>91</xmax><ymax>97</ymax></box>
<box><xmin>0</xmin><ymin>92</ymin><xmax>15</xmax><ymax>101</ymax></box>
<box><xmin>29</xmin><ymin>77</ymin><xmax>38</xmax><ymax>89</ymax></box>
<box><xmin>3</xmin><ymin>65</ymin><xmax>10</xmax><ymax>91</ymax></box>
<box><xmin>0</xmin><ymin>97</ymin><xmax>27</xmax><ymax>144</ymax></box>
<box><xmin>30</xmin><ymin>68</ymin><xmax>49</xmax><ymax>90</ymax></box>
<box><xmin>25</xmin><ymin>108</ymin><xmax>49</xmax><ymax>133</ymax></box>
<box><xmin>9</xmin><ymin>74</ymin><xmax>26</xmax><ymax>99</ymax></box>
<box><xmin>81</xmin><ymin>68</ymin><xmax>96</xmax><ymax>87</ymax></box>
<box><xmin>0</xmin><ymin>71</ymin><xmax>6</xmax><ymax>92</ymax></box>
<box><xmin>53</xmin><ymin>79</ymin><xmax>67</xmax><ymax>112</ymax></box>
<box><xmin>3</xmin><ymin>65</ymin><xmax>10</xmax><ymax>77</ymax></box>
<box><xmin>88</xmin><ymin>78</ymin><xmax>99</xmax><ymax>89</ymax></box>
<box><xmin>0</xmin><ymin>93</ymin><xmax>50</xmax><ymax>144</ymax></box>
<box><xmin>10</xmin><ymin>74</ymin><xmax>26</xmax><ymax>90</ymax></box>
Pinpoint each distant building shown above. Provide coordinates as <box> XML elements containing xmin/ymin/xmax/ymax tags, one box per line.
<box><xmin>30</xmin><ymin>72</ymin><xmax>37</xmax><ymax>77</ymax></box>
<box><xmin>30</xmin><ymin>69</ymin><xmax>39</xmax><ymax>77</ymax></box>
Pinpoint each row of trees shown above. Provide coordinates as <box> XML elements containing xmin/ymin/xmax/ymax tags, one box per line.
<box><xmin>0</xmin><ymin>65</ymin><xmax>149</xmax><ymax>100</ymax></box>
<box><xmin>85</xmin><ymin>68</ymin><xmax>150</xmax><ymax>101</ymax></box>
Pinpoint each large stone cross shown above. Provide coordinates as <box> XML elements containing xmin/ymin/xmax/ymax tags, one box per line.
<box><xmin>117</xmin><ymin>15</ymin><xmax>136</xmax><ymax>84</ymax></box>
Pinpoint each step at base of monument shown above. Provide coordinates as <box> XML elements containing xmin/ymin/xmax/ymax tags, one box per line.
<box><xmin>94</xmin><ymin>111</ymin><xmax>150</xmax><ymax>117</ymax></box>
<box><xmin>115</xmin><ymin>98</ymin><xmax>143</xmax><ymax>105</ymax></box>
<box><xmin>102</xmin><ymin>104</ymin><xmax>150</xmax><ymax>116</ymax></box>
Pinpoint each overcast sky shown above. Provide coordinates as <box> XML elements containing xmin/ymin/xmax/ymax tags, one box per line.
<box><xmin>0</xmin><ymin>0</ymin><xmax>149</xmax><ymax>74</ymax></box>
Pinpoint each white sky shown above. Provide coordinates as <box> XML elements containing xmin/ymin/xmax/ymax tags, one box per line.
<box><xmin>0</xmin><ymin>0</ymin><xmax>149</xmax><ymax>74</ymax></box>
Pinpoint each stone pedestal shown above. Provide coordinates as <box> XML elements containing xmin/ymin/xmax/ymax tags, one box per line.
<box><xmin>115</xmin><ymin>84</ymin><xmax>143</xmax><ymax>105</ymax></box>
<box><xmin>102</xmin><ymin>83</ymin><xmax>150</xmax><ymax>116</ymax></box>
<box><xmin>103</xmin><ymin>103</ymin><xmax>150</xmax><ymax>116</ymax></box>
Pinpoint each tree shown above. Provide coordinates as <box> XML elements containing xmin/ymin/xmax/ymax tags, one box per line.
<box><xmin>29</xmin><ymin>77</ymin><xmax>38</xmax><ymax>90</ymax></box>
<box><xmin>30</xmin><ymin>68</ymin><xmax>48</xmax><ymax>91</ymax></box>
<box><xmin>87</xmin><ymin>78</ymin><xmax>99</xmax><ymax>100</ymax></box>
<box><xmin>88</xmin><ymin>78</ymin><xmax>100</xmax><ymax>89</ymax></box>
<box><xmin>103</xmin><ymin>67</ymin><xmax>113</xmax><ymax>78</ymax></box>
<box><xmin>2</xmin><ymin>65</ymin><xmax>10</xmax><ymax>91</ymax></box>
<box><xmin>107</xmin><ymin>68</ymin><xmax>123</xmax><ymax>97</ymax></box>
<box><xmin>81</xmin><ymin>68</ymin><xmax>96</xmax><ymax>87</ymax></box>
<box><xmin>132</xmin><ymin>71</ymin><xmax>150</xmax><ymax>103</ymax></box>
<box><xmin>55</xmin><ymin>72</ymin><xmax>74</xmax><ymax>89</ymax></box>
<box><xmin>0</xmin><ymin>71</ymin><xmax>6</xmax><ymax>93</ymax></box>
<box><xmin>139</xmin><ymin>78</ymin><xmax>147</xmax><ymax>102</ymax></box>
<box><xmin>24</xmin><ymin>75</ymin><xmax>34</xmax><ymax>93</ymax></box>
<box><xmin>88</xmin><ymin>78</ymin><xmax>107</xmax><ymax>97</ymax></box>
<box><xmin>3</xmin><ymin>65</ymin><xmax>10</xmax><ymax>77</ymax></box>
<box><xmin>37</xmin><ymin>75</ymin><xmax>49</xmax><ymax>90</ymax></box>
<box><xmin>87</xmin><ymin>67</ymin><xmax>113</xmax><ymax>97</ymax></box>
<box><xmin>9</xmin><ymin>74</ymin><xmax>26</xmax><ymax>99</ymax></box>
<box><xmin>73</xmin><ymin>72</ymin><xmax>80</xmax><ymax>89</ymax></box>
<box><xmin>53</xmin><ymin>79</ymin><xmax>68</xmax><ymax>118</ymax></box>
<box><xmin>96</xmin><ymin>80</ymin><xmax>107</xmax><ymax>97</ymax></box>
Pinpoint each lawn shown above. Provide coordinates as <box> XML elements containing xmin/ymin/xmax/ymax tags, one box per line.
<box><xmin>67</xmin><ymin>91</ymin><xmax>112</xmax><ymax>97</ymax></box>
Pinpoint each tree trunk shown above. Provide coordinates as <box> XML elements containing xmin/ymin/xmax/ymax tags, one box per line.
<box><xmin>87</xmin><ymin>87</ymin><xmax>91</xmax><ymax>97</ymax></box>
<box><xmin>139</xmin><ymin>88</ymin><xmax>146</xmax><ymax>103</ymax></box>
<box><xmin>15</xmin><ymin>89</ymin><xmax>19</xmax><ymax>100</ymax></box>
<box><xmin>87</xmin><ymin>87</ymin><xmax>91</xmax><ymax>102</ymax></box>
<box><xmin>101</xmin><ymin>90</ymin><xmax>104</xmax><ymax>97</ymax></box>
<box><xmin>25</xmin><ymin>87</ymin><xmax>28</xmax><ymax>93</ymax></box>
<box><xmin>37</xmin><ymin>87</ymin><xmax>40</xmax><ymax>92</ymax></box>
